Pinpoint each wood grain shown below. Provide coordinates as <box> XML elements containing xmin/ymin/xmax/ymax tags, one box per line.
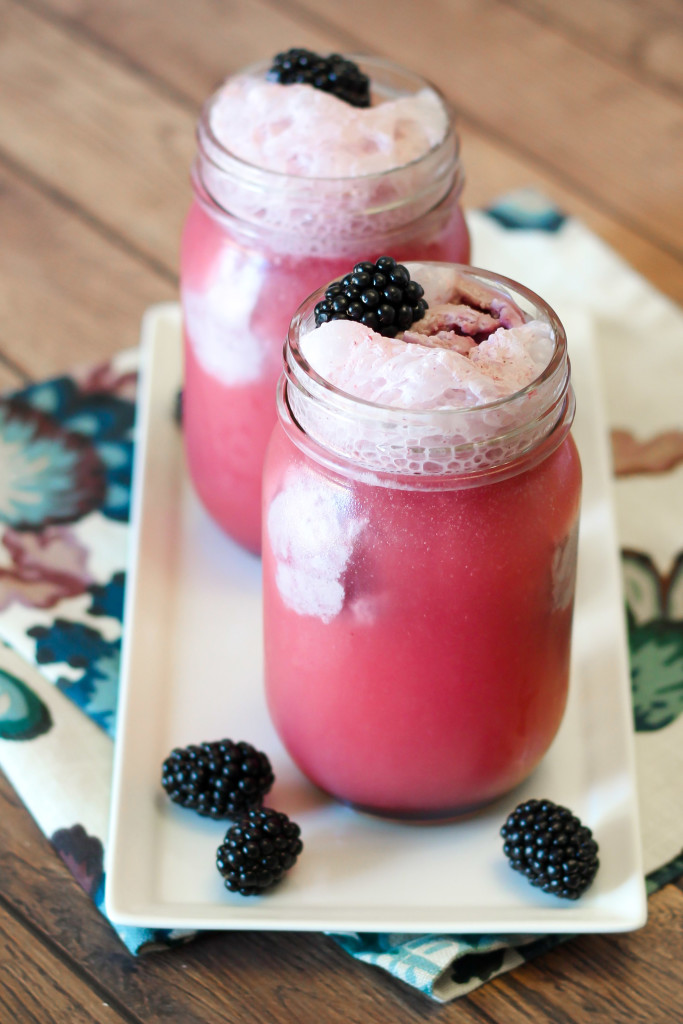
<box><xmin>459</xmin><ymin>123</ymin><xmax>683</xmax><ymax>304</ymax></box>
<box><xmin>504</xmin><ymin>0</ymin><xmax>683</xmax><ymax>96</ymax></box>
<box><xmin>23</xmin><ymin>0</ymin><xmax>336</xmax><ymax>104</ymax></box>
<box><xmin>0</xmin><ymin>359</ymin><xmax>28</xmax><ymax>391</ymax></box>
<box><xmin>472</xmin><ymin>888</ymin><xmax>683</xmax><ymax>1024</ymax></box>
<box><xmin>0</xmin><ymin>0</ymin><xmax>192</xmax><ymax>271</ymax></box>
<box><xmin>0</xmin><ymin>157</ymin><xmax>175</xmax><ymax>377</ymax></box>
<box><xmin>0</xmin><ymin>898</ymin><xmax>128</xmax><ymax>1024</ymax></box>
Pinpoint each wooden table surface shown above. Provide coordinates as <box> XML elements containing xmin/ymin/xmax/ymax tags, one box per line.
<box><xmin>1</xmin><ymin>0</ymin><xmax>682</xmax><ymax>1020</ymax></box>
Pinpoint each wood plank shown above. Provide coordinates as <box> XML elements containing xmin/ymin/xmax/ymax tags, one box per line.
<box><xmin>0</xmin><ymin>0</ymin><xmax>334</xmax><ymax>276</ymax></box>
<box><xmin>0</xmin><ymin>158</ymin><xmax>175</xmax><ymax>377</ymax></box>
<box><xmin>27</xmin><ymin>0</ymin><xmax>335</xmax><ymax>106</ymax></box>
<box><xmin>0</xmin><ymin>0</ymin><xmax>193</xmax><ymax>271</ymax></box>
<box><xmin>271</xmin><ymin>0</ymin><xmax>683</xmax><ymax>258</ymax></box>
<box><xmin>644</xmin><ymin>0</ymin><xmax>683</xmax><ymax>21</ymax></box>
<box><xmin>471</xmin><ymin>887</ymin><xmax>683</xmax><ymax>1024</ymax></box>
<box><xmin>12</xmin><ymin>0</ymin><xmax>683</xmax><ymax>305</ymax></box>
<box><xmin>0</xmin><ymin>359</ymin><xmax>28</xmax><ymax>391</ymax></box>
<box><xmin>0</xmin><ymin>898</ymin><xmax>130</xmax><ymax>1024</ymax></box>
<box><xmin>504</xmin><ymin>0</ymin><xmax>683</xmax><ymax>96</ymax></box>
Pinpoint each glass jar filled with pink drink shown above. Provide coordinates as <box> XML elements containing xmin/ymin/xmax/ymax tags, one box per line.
<box><xmin>262</xmin><ymin>260</ymin><xmax>581</xmax><ymax>820</ymax></box>
<box><xmin>181</xmin><ymin>51</ymin><xmax>470</xmax><ymax>553</ymax></box>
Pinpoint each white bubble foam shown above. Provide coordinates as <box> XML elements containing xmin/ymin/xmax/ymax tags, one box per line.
<box><xmin>210</xmin><ymin>77</ymin><xmax>448</xmax><ymax>178</ymax></box>
<box><xmin>267</xmin><ymin>475</ymin><xmax>367</xmax><ymax>622</ymax></box>
<box><xmin>182</xmin><ymin>246</ymin><xmax>267</xmax><ymax>385</ymax></box>
<box><xmin>300</xmin><ymin>317</ymin><xmax>554</xmax><ymax>409</ymax></box>
<box><xmin>290</xmin><ymin>277</ymin><xmax>562</xmax><ymax>477</ymax></box>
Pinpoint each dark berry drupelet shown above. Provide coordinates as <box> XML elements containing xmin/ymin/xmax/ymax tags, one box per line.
<box><xmin>161</xmin><ymin>740</ymin><xmax>274</xmax><ymax>819</ymax></box>
<box><xmin>267</xmin><ymin>49</ymin><xmax>370</xmax><ymax>108</ymax></box>
<box><xmin>216</xmin><ymin>808</ymin><xmax>303</xmax><ymax>896</ymax></box>
<box><xmin>501</xmin><ymin>799</ymin><xmax>599</xmax><ymax>900</ymax></box>
<box><xmin>314</xmin><ymin>256</ymin><xmax>428</xmax><ymax>338</ymax></box>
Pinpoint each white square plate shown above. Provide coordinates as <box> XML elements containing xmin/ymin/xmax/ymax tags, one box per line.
<box><xmin>105</xmin><ymin>302</ymin><xmax>646</xmax><ymax>933</ymax></box>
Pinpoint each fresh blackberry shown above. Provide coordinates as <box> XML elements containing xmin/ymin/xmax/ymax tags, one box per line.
<box><xmin>267</xmin><ymin>49</ymin><xmax>370</xmax><ymax>108</ymax></box>
<box><xmin>161</xmin><ymin>740</ymin><xmax>274</xmax><ymax>819</ymax></box>
<box><xmin>216</xmin><ymin>808</ymin><xmax>303</xmax><ymax>896</ymax></box>
<box><xmin>501</xmin><ymin>799</ymin><xmax>599</xmax><ymax>900</ymax></box>
<box><xmin>314</xmin><ymin>256</ymin><xmax>428</xmax><ymax>338</ymax></box>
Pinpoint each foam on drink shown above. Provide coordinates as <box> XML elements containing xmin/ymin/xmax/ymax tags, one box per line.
<box><xmin>267</xmin><ymin>478</ymin><xmax>368</xmax><ymax>624</ymax></box>
<box><xmin>195</xmin><ymin>69</ymin><xmax>457</xmax><ymax>255</ymax></box>
<box><xmin>287</xmin><ymin>265</ymin><xmax>564</xmax><ymax>476</ymax></box>
<box><xmin>209</xmin><ymin>76</ymin><xmax>448</xmax><ymax>177</ymax></box>
<box><xmin>301</xmin><ymin>318</ymin><xmax>554</xmax><ymax>409</ymax></box>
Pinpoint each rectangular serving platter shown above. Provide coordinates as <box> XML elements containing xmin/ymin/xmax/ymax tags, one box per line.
<box><xmin>105</xmin><ymin>301</ymin><xmax>646</xmax><ymax>933</ymax></box>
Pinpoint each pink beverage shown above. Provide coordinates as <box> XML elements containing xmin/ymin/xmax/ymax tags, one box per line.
<box><xmin>262</xmin><ymin>263</ymin><xmax>581</xmax><ymax>819</ymax></box>
<box><xmin>181</xmin><ymin>54</ymin><xmax>470</xmax><ymax>553</ymax></box>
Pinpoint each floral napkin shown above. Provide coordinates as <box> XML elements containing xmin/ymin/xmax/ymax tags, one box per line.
<box><xmin>1</xmin><ymin>192</ymin><xmax>682</xmax><ymax>1002</ymax></box>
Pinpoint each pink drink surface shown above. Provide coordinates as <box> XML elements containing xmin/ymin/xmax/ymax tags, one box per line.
<box><xmin>263</xmin><ymin>425</ymin><xmax>581</xmax><ymax>816</ymax></box>
<box><xmin>182</xmin><ymin>201</ymin><xmax>470</xmax><ymax>553</ymax></box>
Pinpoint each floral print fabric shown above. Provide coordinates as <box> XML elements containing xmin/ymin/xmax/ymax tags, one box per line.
<box><xmin>0</xmin><ymin>356</ymin><xmax>135</xmax><ymax>734</ymax></box>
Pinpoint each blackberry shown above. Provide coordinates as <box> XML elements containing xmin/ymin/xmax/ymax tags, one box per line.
<box><xmin>501</xmin><ymin>799</ymin><xmax>599</xmax><ymax>900</ymax></box>
<box><xmin>314</xmin><ymin>256</ymin><xmax>428</xmax><ymax>338</ymax></box>
<box><xmin>267</xmin><ymin>49</ymin><xmax>370</xmax><ymax>108</ymax></box>
<box><xmin>216</xmin><ymin>808</ymin><xmax>303</xmax><ymax>896</ymax></box>
<box><xmin>161</xmin><ymin>740</ymin><xmax>274</xmax><ymax>819</ymax></box>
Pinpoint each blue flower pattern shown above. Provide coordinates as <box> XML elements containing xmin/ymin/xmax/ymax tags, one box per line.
<box><xmin>88</xmin><ymin>572</ymin><xmax>126</xmax><ymax>620</ymax></box>
<box><xmin>0</xmin><ymin>399</ymin><xmax>105</xmax><ymax>528</ymax></box>
<box><xmin>18</xmin><ymin>378</ymin><xmax>135</xmax><ymax>522</ymax></box>
<box><xmin>29</xmin><ymin>619</ymin><xmax>120</xmax><ymax>737</ymax></box>
<box><xmin>485</xmin><ymin>187</ymin><xmax>567</xmax><ymax>232</ymax></box>
<box><xmin>0</xmin><ymin>369</ymin><xmax>136</xmax><ymax>733</ymax></box>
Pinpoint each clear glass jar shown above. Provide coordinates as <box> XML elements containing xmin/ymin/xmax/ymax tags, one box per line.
<box><xmin>262</xmin><ymin>265</ymin><xmax>582</xmax><ymax>820</ymax></box>
<box><xmin>180</xmin><ymin>57</ymin><xmax>470</xmax><ymax>553</ymax></box>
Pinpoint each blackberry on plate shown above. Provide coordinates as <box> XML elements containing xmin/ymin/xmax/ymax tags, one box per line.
<box><xmin>501</xmin><ymin>798</ymin><xmax>599</xmax><ymax>900</ymax></box>
<box><xmin>267</xmin><ymin>48</ymin><xmax>370</xmax><ymax>108</ymax></box>
<box><xmin>161</xmin><ymin>739</ymin><xmax>274</xmax><ymax>819</ymax></box>
<box><xmin>314</xmin><ymin>256</ymin><xmax>428</xmax><ymax>338</ymax></box>
<box><xmin>216</xmin><ymin>808</ymin><xmax>303</xmax><ymax>896</ymax></box>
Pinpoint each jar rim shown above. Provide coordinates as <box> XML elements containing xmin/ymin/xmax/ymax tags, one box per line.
<box><xmin>280</xmin><ymin>263</ymin><xmax>575</xmax><ymax>484</ymax></box>
<box><xmin>286</xmin><ymin>263</ymin><xmax>568</xmax><ymax>421</ymax></box>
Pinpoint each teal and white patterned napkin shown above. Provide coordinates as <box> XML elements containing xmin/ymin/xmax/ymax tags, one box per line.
<box><xmin>1</xmin><ymin>194</ymin><xmax>682</xmax><ymax>1001</ymax></box>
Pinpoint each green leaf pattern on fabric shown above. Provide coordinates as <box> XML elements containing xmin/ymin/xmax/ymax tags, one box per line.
<box><xmin>623</xmin><ymin>551</ymin><xmax>683</xmax><ymax>732</ymax></box>
<box><xmin>0</xmin><ymin>667</ymin><xmax>52</xmax><ymax>740</ymax></box>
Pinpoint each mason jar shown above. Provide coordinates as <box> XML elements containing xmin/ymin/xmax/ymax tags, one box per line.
<box><xmin>180</xmin><ymin>57</ymin><xmax>470</xmax><ymax>553</ymax></box>
<box><xmin>262</xmin><ymin>265</ymin><xmax>582</xmax><ymax>820</ymax></box>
